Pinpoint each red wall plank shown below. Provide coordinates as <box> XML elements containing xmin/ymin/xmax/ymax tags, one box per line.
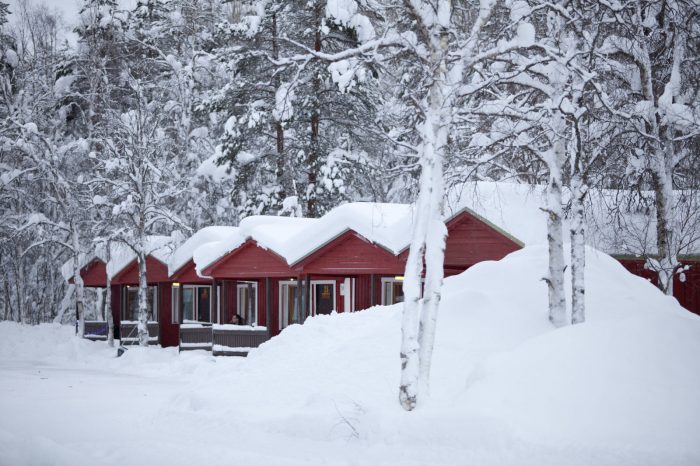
<box><xmin>170</xmin><ymin>260</ymin><xmax>211</xmax><ymax>284</ymax></box>
<box><xmin>297</xmin><ymin>232</ymin><xmax>406</xmax><ymax>274</ymax></box>
<box><xmin>158</xmin><ymin>283</ymin><xmax>179</xmax><ymax>347</ymax></box>
<box><xmin>443</xmin><ymin>212</ymin><xmax>521</xmax><ymax>270</ymax></box>
<box><xmin>206</xmin><ymin>241</ymin><xmax>295</xmax><ymax>278</ymax></box>
<box><xmin>77</xmin><ymin>259</ymin><xmax>107</xmax><ymax>287</ymax></box>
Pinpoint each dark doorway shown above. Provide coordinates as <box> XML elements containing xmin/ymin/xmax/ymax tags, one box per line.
<box><xmin>314</xmin><ymin>283</ymin><xmax>334</xmax><ymax>315</ymax></box>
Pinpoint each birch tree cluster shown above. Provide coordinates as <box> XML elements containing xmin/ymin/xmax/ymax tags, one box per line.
<box><xmin>0</xmin><ymin>0</ymin><xmax>697</xmax><ymax>380</ymax></box>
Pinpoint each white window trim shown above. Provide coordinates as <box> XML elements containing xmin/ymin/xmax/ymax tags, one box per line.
<box><xmin>236</xmin><ymin>281</ymin><xmax>258</xmax><ymax>325</ymax></box>
<box><xmin>181</xmin><ymin>284</ymin><xmax>213</xmax><ymax>323</ymax></box>
<box><xmin>342</xmin><ymin>277</ymin><xmax>355</xmax><ymax>312</ymax></box>
<box><xmin>310</xmin><ymin>280</ymin><xmax>336</xmax><ymax>316</ymax></box>
<box><xmin>124</xmin><ymin>285</ymin><xmax>158</xmax><ymax>321</ymax></box>
<box><xmin>171</xmin><ymin>286</ymin><xmax>179</xmax><ymax>324</ymax></box>
<box><xmin>217</xmin><ymin>284</ymin><xmax>222</xmax><ymax>324</ymax></box>
<box><xmin>381</xmin><ymin>277</ymin><xmax>404</xmax><ymax>306</ymax></box>
<box><xmin>278</xmin><ymin>280</ymin><xmax>298</xmax><ymax>330</ymax></box>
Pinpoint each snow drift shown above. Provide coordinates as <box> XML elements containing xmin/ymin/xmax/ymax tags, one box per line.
<box><xmin>1</xmin><ymin>245</ymin><xmax>698</xmax><ymax>465</ymax></box>
<box><xmin>171</xmin><ymin>244</ymin><xmax>700</xmax><ymax>463</ymax></box>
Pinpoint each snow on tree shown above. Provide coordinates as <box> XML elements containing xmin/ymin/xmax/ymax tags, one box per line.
<box><xmin>98</xmin><ymin>80</ymin><xmax>187</xmax><ymax>346</ymax></box>
<box><xmin>594</xmin><ymin>0</ymin><xmax>700</xmax><ymax>295</ymax></box>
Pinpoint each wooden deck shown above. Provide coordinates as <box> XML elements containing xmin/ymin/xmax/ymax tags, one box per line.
<box><xmin>119</xmin><ymin>322</ymin><xmax>159</xmax><ymax>345</ymax></box>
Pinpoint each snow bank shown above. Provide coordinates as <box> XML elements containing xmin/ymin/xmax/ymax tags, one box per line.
<box><xmin>3</xmin><ymin>245</ymin><xmax>699</xmax><ymax>465</ymax></box>
<box><xmin>177</xmin><ymin>244</ymin><xmax>699</xmax><ymax>462</ymax></box>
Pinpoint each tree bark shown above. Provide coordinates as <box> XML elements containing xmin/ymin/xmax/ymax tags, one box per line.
<box><xmin>399</xmin><ymin>25</ymin><xmax>450</xmax><ymax>412</ymax></box>
<box><xmin>71</xmin><ymin>224</ymin><xmax>86</xmax><ymax>338</ymax></box>
<box><xmin>137</xmin><ymin>249</ymin><xmax>149</xmax><ymax>347</ymax></box>
<box><xmin>105</xmin><ymin>241</ymin><xmax>114</xmax><ymax>347</ymax></box>
<box><xmin>570</xmin><ymin>178</ymin><xmax>586</xmax><ymax>325</ymax></box>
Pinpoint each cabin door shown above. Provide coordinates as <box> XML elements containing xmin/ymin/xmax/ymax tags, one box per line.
<box><xmin>312</xmin><ymin>281</ymin><xmax>336</xmax><ymax>315</ymax></box>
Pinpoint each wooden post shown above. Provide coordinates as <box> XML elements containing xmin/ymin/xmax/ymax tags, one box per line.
<box><xmin>211</xmin><ymin>279</ymin><xmax>218</xmax><ymax>323</ymax></box>
<box><xmin>305</xmin><ymin>274</ymin><xmax>311</xmax><ymax>320</ymax></box>
<box><xmin>295</xmin><ymin>276</ymin><xmax>303</xmax><ymax>324</ymax></box>
<box><xmin>231</xmin><ymin>280</ymin><xmax>238</xmax><ymax>317</ymax></box>
<box><xmin>370</xmin><ymin>274</ymin><xmax>376</xmax><ymax>307</ymax></box>
<box><xmin>265</xmin><ymin>277</ymin><xmax>271</xmax><ymax>334</ymax></box>
<box><xmin>178</xmin><ymin>283</ymin><xmax>184</xmax><ymax>324</ymax></box>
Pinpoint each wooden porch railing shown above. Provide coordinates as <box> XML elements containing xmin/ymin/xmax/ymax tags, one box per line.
<box><xmin>179</xmin><ymin>323</ymin><xmax>213</xmax><ymax>351</ymax></box>
<box><xmin>83</xmin><ymin>321</ymin><xmax>108</xmax><ymax>341</ymax></box>
<box><xmin>119</xmin><ymin>321</ymin><xmax>159</xmax><ymax>345</ymax></box>
<box><xmin>212</xmin><ymin>325</ymin><xmax>269</xmax><ymax>356</ymax></box>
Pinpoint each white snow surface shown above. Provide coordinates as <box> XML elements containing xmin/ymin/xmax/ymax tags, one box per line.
<box><xmin>2</xmin><ymin>245</ymin><xmax>699</xmax><ymax>465</ymax></box>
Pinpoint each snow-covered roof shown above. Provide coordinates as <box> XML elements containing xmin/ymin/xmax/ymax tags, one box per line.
<box><xmin>60</xmin><ymin>253</ymin><xmax>95</xmax><ymax>282</ymax></box>
<box><xmin>61</xmin><ymin>235</ymin><xmax>177</xmax><ymax>283</ymax></box>
<box><xmin>190</xmin><ymin>203</ymin><xmax>416</xmax><ymax>274</ymax></box>
<box><xmin>445</xmin><ymin>182</ymin><xmax>548</xmax><ymax>247</ymax></box>
<box><xmin>168</xmin><ymin>226</ymin><xmax>239</xmax><ymax>276</ymax></box>
<box><xmin>285</xmin><ymin>202</ymin><xmax>415</xmax><ymax>264</ymax></box>
<box><xmin>192</xmin><ymin>217</ymin><xmax>317</xmax><ymax>276</ymax></box>
<box><xmin>105</xmin><ymin>236</ymin><xmax>175</xmax><ymax>280</ymax></box>
<box><xmin>446</xmin><ymin>181</ymin><xmax>700</xmax><ymax>256</ymax></box>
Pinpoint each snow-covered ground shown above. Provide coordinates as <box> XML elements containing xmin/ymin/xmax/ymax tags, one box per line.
<box><xmin>1</xmin><ymin>245</ymin><xmax>699</xmax><ymax>466</ymax></box>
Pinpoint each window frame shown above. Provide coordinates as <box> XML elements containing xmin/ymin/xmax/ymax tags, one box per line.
<box><xmin>278</xmin><ymin>280</ymin><xmax>299</xmax><ymax>330</ymax></box>
<box><xmin>236</xmin><ymin>281</ymin><xmax>258</xmax><ymax>325</ymax></box>
<box><xmin>122</xmin><ymin>285</ymin><xmax>158</xmax><ymax>322</ymax></box>
<box><xmin>380</xmin><ymin>277</ymin><xmax>405</xmax><ymax>305</ymax></box>
<box><xmin>179</xmin><ymin>284</ymin><xmax>213</xmax><ymax>324</ymax></box>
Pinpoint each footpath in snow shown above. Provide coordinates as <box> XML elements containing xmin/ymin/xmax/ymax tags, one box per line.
<box><xmin>1</xmin><ymin>245</ymin><xmax>699</xmax><ymax>466</ymax></box>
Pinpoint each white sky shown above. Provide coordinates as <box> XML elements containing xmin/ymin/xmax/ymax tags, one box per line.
<box><xmin>4</xmin><ymin>0</ymin><xmax>137</xmax><ymax>46</ymax></box>
<box><xmin>4</xmin><ymin>0</ymin><xmax>138</xmax><ymax>24</ymax></box>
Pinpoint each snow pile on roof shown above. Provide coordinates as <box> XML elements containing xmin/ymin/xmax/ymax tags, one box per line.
<box><xmin>284</xmin><ymin>202</ymin><xmax>415</xmax><ymax>264</ymax></box>
<box><xmin>175</xmin><ymin>244</ymin><xmax>699</xmax><ymax>462</ymax></box>
<box><xmin>446</xmin><ymin>181</ymin><xmax>547</xmax><ymax>246</ymax></box>
<box><xmin>239</xmin><ymin>215</ymin><xmax>318</xmax><ymax>261</ymax></box>
<box><xmin>60</xmin><ymin>253</ymin><xmax>92</xmax><ymax>282</ymax></box>
<box><xmin>192</xmin><ymin>203</ymin><xmax>415</xmax><ymax>273</ymax></box>
<box><xmin>168</xmin><ymin>226</ymin><xmax>239</xmax><ymax>276</ymax></box>
<box><xmin>105</xmin><ymin>236</ymin><xmax>175</xmax><ymax>280</ymax></box>
<box><xmin>192</xmin><ymin>217</ymin><xmax>317</xmax><ymax>275</ymax></box>
<box><xmin>446</xmin><ymin>181</ymin><xmax>700</xmax><ymax>255</ymax></box>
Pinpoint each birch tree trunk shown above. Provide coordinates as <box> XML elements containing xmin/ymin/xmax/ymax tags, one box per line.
<box><xmin>634</xmin><ymin>8</ymin><xmax>686</xmax><ymax>296</ymax></box>
<box><xmin>544</xmin><ymin>131</ymin><xmax>567</xmax><ymax>327</ymax></box>
<box><xmin>71</xmin><ymin>223</ymin><xmax>86</xmax><ymax>338</ymax></box>
<box><xmin>399</xmin><ymin>9</ymin><xmax>451</xmax><ymax>409</ymax></box>
<box><xmin>416</xmin><ymin>29</ymin><xmax>450</xmax><ymax>400</ymax></box>
<box><xmin>105</xmin><ymin>241</ymin><xmax>114</xmax><ymax>347</ymax></box>
<box><xmin>570</xmin><ymin>176</ymin><xmax>586</xmax><ymax>325</ymax></box>
<box><xmin>137</xmin><ymin>249</ymin><xmax>149</xmax><ymax>347</ymax></box>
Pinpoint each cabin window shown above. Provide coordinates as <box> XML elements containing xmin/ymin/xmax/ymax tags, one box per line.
<box><xmin>171</xmin><ymin>286</ymin><xmax>180</xmax><ymax>324</ymax></box>
<box><xmin>123</xmin><ymin>286</ymin><xmax>157</xmax><ymax>321</ymax></box>
<box><xmin>236</xmin><ymin>281</ymin><xmax>258</xmax><ymax>325</ymax></box>
<box><xmin>279</xmin><ymin>281</ymin><xmax>299</xmax><ymax>330</ymax></box>
<box><xmin>181</xmin><ymin>285</ymin><xmax>213</xmax><ymax>323</ymax></box>
<box><xmin>381</xmin><ymin>278</ymin><xmax>405</xmax><ymax>305</ymax></box>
